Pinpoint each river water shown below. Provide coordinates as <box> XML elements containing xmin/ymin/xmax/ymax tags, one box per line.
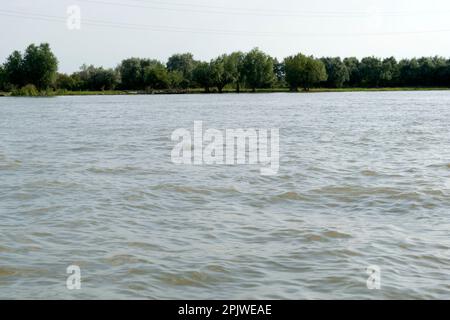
<box><xmin>0</xmin><ymin>92</ymin><xmax>449</xmax><ymax>299</ymax></box>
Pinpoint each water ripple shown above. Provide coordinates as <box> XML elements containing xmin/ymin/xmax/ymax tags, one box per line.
<box><xmin>1</xmin><ymin>92</ymin><xmax>450</xmax><ymax>299</ymax></box>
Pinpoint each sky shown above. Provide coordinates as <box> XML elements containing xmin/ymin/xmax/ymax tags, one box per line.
<box><xmin>2</xmin><ymin>0</ymin><xmax>450</xmax><ymax>73</ymax></box>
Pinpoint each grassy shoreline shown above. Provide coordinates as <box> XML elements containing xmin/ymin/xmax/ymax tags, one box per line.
<box><xmin>1</xmin><ymin>87</ymin><xmax>450</xmax><ymax>97</ymax></box>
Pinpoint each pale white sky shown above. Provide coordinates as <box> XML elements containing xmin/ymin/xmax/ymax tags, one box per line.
<box><xmin>1</xmin><ymin>0</ymin><xmax>450</xmax><ymax>73</ymax></box>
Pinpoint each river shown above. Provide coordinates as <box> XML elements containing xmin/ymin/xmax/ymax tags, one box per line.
<box><xmin>0</xmin><ymin>92</ymin><xmax>449</xmax><ymax>299</ymax></box>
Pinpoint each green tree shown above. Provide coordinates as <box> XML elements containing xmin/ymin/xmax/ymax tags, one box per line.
<box><xmin>21</xmin><ymin>43</ymin><xmax>58</xmax><ymax>90</ymax></box>
<box><xmin>118</xmin><ymin>58</ymin><xmax>144</xmax><ymax>90</ymax></box>
<box><xmin>167</xmin><ymin>71</ymin><xmax>184</xmax><ymax>90</ymax></box>
<box><xmin>413</xmin><ymin>57</ymin><xmax>447</xmax><ymax>86</ymax></box>
<box><xmin>360</xmin><ymin>57</ymin><xmax>383</xmax><ymax>87</ymax></box>
<box><xmin>167</xmin><ymin>53</ymin><xmax>197</xmax><ymax>88</ymax></box>
<box><xmin>398</xmin><ymin>59</ymin><xmax>420</xmax><ymax>87</ymax></box>
<box><xmin>143</xmin><ymin>61</ymin><xmax>170</xmax><ymax>90</ymax></box>
<box><xmin>418</xmin><ymin>57</ymin><xmax>436</xmax><ymax>86</ymax></box>
<box><xmin>91</xmin><ymin>68</ymin><xmax>119</xmax><ymax>90</ymax></box>
<box><xmin>0</xmin><ymin>66</ymin><xmax>7</xmax><ymax>91</ymax></box>
<box><xmin>380</xmin><ymin>57</ymin><xmax>399</xmax><ymax>87</ymax></box>
<box><xmin>74</xmin><ymin>65</ymin><xmax>119</xmax><ymax>91</ymax></box>
<box><xmin>433</xmin><ymin>57</ymin><xmax>450</xmax><ymax>87</ymax></box>
<box><xmin>210</xmin><ymin>54</ymin><xmax>238</xmax><ymax>93</ymax></box>
<box><xmin>284</xmin><ymin>53</ymin><xmax>327</xmax><ymax>91</ymax></box>
<box><xmin>272</xmin><ymin>57</ymin><xmax>286</xmax><ymax>88</ymax></box>
<box><xmin>320</xmin><ymin>57</ymin><xmax>349</xmax><ymax>88</ymax></box>
<box><xmin>192</xmin><ymin>62</ymin><xmax>213</xmax><ymax>92</ymax></box>
<box><xmin>69</xmin><ymin>73</ymin><xmax>83</xmax><ymax>91</ymax></box>
<box><xmin>4</xmin><ymin>50</ymin><xmax>25</xmax><ymax>88</ymax></box>
<box><xmin>343</xmin><ymin>57</ymin><xmax>361</xmax><ymax>87</ymax></box>
<box><xmin>226</xmin><ymin>51</ymin><xmax>245</xmax><ymax>92</ymax></box>
<box><xmin>241</xmin><ymin>48</ymin><xmax>275</xmax><ymax>92</ymax></box>
<box><xmin>56</xmin><ymin>73</ymin><xmax>76</xmax><ymax>91</ymax></box>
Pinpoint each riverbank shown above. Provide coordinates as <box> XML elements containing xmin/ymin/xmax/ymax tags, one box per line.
<box><xmin>1</xmin><ymin>87</ymin><xmax>450</xmax><ymax>97</ymax></box>
<box><xmin>45</xmin><ymin>87</ymin><xmax>450</xmax><ymax>95</ymax></box>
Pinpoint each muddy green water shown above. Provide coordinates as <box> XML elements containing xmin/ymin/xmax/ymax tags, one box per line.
<box><xmin>0</xmin><ymin>92</ymin><xmax>449</xmax><ymax>299</ymax></box>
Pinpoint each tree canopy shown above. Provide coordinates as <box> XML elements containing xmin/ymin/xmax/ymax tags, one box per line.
<box><xmin>3</xmin><ymin>44</ymin><xmax>58</xmax><ymax>90</ymax></box>
<box><xmin>117</xmin><ymin>58</ymin><xmax>146</xmax><ymax>90</ymax></box>
<box><xmin>241</xmin><ymin>48</ymin><xmax>275</xmax><ymax>92</ymax></box>
<box><xmin>3</xmin><ymin>43</ymin><xmax>450</xmax><ymax>94</ymax></box>
<box><xmin>144</xmin><ymin>61</ymin><xmax>170</xmax><ymax>90</ymax></box>
<box><xmin>166</xmin><ymin>53</ymin><xmax>197</xmax><ymax>89</ymax></box>
<box><xmin>73</xmin><ymin>65</ymin><xmax>119</xmax><ymax>91</ymax></box>
<box><xmin>0</xmin><ymin>65</ymin><xmax>7</xmax><ymax>91</ymax></box>
<box><xmin>192</xmin><ymin>62</ymin><xmax>213</xmax><ymax>93</ymax></box>
<box><xmin>320</xmin><ymin>57</ymin><xmax>349</xmax><ymax>88</ymax></box>
<box><xmin>22</xmin><ymin>44</ymin><xmax>59</xmax><ymax>90</ymax></box>
<box><xmin>284</xmin><ymin>54</ymin><xmax>327</xmax><ymax>91</ymax></box>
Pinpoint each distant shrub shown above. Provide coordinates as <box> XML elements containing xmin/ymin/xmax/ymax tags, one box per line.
<box><xmin>41</xmin><ymin>88</ymin><xmax>56</xmax><ymax>96</ymax></box>
<box><xmin>11</xmin><ymin>84</ymin><xmax>56</xmax><ymax>97</ymax></box>
<box><xmin>12</xmin><ymin>84</ymin><xmax>39</xmax><ymax>96</ymax></box>
<box><xmin>56</xmin><ymin>89</ymin><xmax>68</xmax><ymax>95</ymax></box>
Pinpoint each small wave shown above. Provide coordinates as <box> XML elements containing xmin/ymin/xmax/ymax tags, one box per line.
<box><xmin>0</xmin><ymin>266</ymin><xmax>38</xmax><ymax>277</ymax></box>
<box><xmin>304</xmin><ymin>230</ymin><xmax>352</xmax><ymax>242</ymax></box>
<box><xmin>0</xmin><ymin>245</ymin><xmax>13</xmax><ymax>253</ymax></box>
<box><xmin>426</xmin><ymin>163</ymin><xmax>450</xmax><ymax>169</ymax></box>
<box><xmin>102</xmin><ymin>254</ymin><xmax>148</xmax><ymax>267</ymax></box>
<box><xmin>69</xmin><ymin>146</ymin><xmax>99</xmax><ymax>152</ymax></box>
<box><xmin>272</xmin><ymin>191</ymin><xmax>310</xmax><ymax>201</ymax></box>
<box><xmin>323</xmin><ymin>230</ymin><xmax>352</xmax><ymax>239</ymax></box>
<box><xmin>22</xmin><ymin>180</ymin><xmax>81</xmax><ymax>189</ymax></box>
<box><xmin>361</xmin><ymin>170</ymin><xmax>378</xmax><ymax>176</ymax></box>
<box><xmin>206</xmin><ymin>265</ymin><xmax>229</xmax><ymax>273</ymax></box>
<box><xmin>9</xmin><ymin>193</ymin><xmax>39</xmax><ymax>201</ymax></box>
<box><xmin>270</xmin><ymin>229</ymin><xmax>302</xmax><ymax>237</ymax></box>
<box><xmin>87</xmin><ymin>165</ymin><xmax>145</xmax><ymax>174</ymax></box>
<box><xmin>311</xmin><ymin>185</ymin><xmax>423</xmax><ymax>201</ymax></box>
<box><xmin>304</xmin><ymin>234</ymin><xmax>326</xmax><ymax>242</ymax></box>
<box><xmin>151</xmin><ymin>184</ymin><xmax>212</xmax><ymax>195</ymax></box>
<box><xmin>159</xmin><ymin>271</ymin><xmax>219</xmax><ymax>287</ymax></box>
<box><xmin>405</xmin><ymin>129</ymin><xmax>431</xmax><ymax>135</ymax></box>
<box><xmin>210</xmin><ymin>186</ymin><xmax>241</xmax><ymax>195</ymax></box>
<box><xmin>127</xmin><ymin>242</ymin><xmax>163</xmax><ymax>251</ymax></box>
<box><xmin>0</xmin><ymin>160</ymin><xmax>22</xmax><ymax>170</ymax></box>
<box><xmin>0</xmin><ymin>267</ymin><xmax>17</xmax><ymax>277</ymax></box>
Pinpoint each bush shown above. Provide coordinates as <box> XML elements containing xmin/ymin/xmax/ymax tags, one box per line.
<box><xmin>11</xmin><ymin>84</ymin><xmax>56</xmax><ymax>96</ymax></box>
<box><xmin>12</xmin><ymin>84</ymin><xmax>39</xmax><ymax>96</ymax></box>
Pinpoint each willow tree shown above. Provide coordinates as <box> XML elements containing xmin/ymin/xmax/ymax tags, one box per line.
<box><xmin>166</xmin><ymin>53</ymin><xmax>197</xmax><ymax>89</ymax></box>
<box><xmin>143</xmin><ymin>60</ymin><xmax>170</xmax><ymax>90</ymax></box>
<box><xmin>4</xmin><ymin>50</ymin><xmax>25</xmax><ymax>88</ymax></box>
<box><xmin>192</xmin><ymin>62</ymin><xmax>213</xmax><ymax>93</ymax></box>
<box><xmin>210</xmin><ymin>54</ymin><xmax>237</xmax><ymax>93</ymax></box>
<box><xmin>241</xmin><ymin>48</ymin><xmax>275</xmax><ymax>92</ymax></box>
<box><xmin>284</xmin><ymin>53</ymin><xmax>327</xmax><ymax>91</ymax></box>
<box><xmin>0</xmin><ymin>66</ymin><xmax>7</xmax><ymax>91</ymax></box>
<box><xmin>22</xmin><ymin>43</ymin><xmax>58</xmax><ymax>90</ymax></box>
<box><xmin>320</xmin><ymin>57</ymin><xmax>349</xmax><ymax>88</ymax></box>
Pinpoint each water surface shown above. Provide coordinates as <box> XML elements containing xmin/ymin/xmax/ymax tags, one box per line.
<box><xmin>0</xmin><ymin>92</ymin><xmax>449</xmax><ymax>299</ymax></box>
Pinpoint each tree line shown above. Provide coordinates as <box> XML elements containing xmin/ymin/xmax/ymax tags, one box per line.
<box><xmin>2</xmin><ymin>43</ymin><xmax>450</xmax><ymax>94</ymax></box>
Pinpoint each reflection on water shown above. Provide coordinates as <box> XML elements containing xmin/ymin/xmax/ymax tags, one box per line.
<box><xmin>0</xmin><ymin>92</ymin><xmax>450</xmax><ymax>299</ymax></box>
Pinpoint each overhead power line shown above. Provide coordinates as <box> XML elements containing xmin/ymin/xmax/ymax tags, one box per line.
<box><xmin>1</xmin><ymin>9</ymin><xmax>450</xmax><ymax>37</ymax></box>
<box><xmin>74</xmin><ymin>0</ymin><xmax>379</xmax><ymax>18</ymax></box>
<box><xmin>74</xmin><ymin>0</ymin><xmax>450</xmax><ymax>18</ymax></box>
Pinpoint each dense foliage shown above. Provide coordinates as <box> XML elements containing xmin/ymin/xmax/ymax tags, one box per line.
<box><xmin>241</xmin><ymin>48</ymin><xmax>276</xmax><ymax>92</ymax></box>
<box><xmin>284</xmin><ymin>54</ymin><xmax>327</xmax><ymax>91</ymax></box>
<box><xmin>0</xmin><ymin>65</ymin><xmax>6</xmax><ymax>91</ymax></box>
<box><xmin>2</xmin><ymin>44</ymin><xmax>450</xmax><ymax>94</ymax></box>
<box><xmin>2</xmin><ymin>43</ymin><xmax>58</xmax><ymax>91</ymax></box>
